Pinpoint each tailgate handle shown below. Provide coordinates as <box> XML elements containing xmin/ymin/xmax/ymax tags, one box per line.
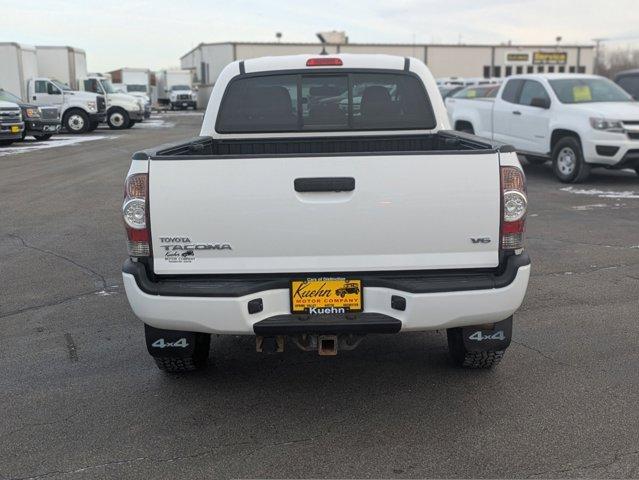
<box><xmin>294</xmin><ymin>177</ymin><xmax>355</xmax><ymax>192</ymax></box>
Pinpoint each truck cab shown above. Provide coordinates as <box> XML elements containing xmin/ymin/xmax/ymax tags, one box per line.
<box><xmin>168</xmin><ymin>84</ymin><xmax>196</xmax><ymax>110</ymax></box>
<box><xmin>78</xmin><ymin>76</ymin><xmax>145</xmax><ymax>129</ymax></box>
<box><xmin>0</xmin><ymin>100</ymin><xmax>24</xmax><ymax>146</ymax></box>
<box><xmin>27</xmin><ymin>78</ymin><xmax>106</xmax><ymax>134</ymax></box>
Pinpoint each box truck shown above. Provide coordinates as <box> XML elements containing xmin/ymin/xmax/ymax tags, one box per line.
<box><xmin>109</xmin><ymin>68</ymin><xmax>151</xmax><ymax>118</ymax></box>
<box><xmin>77</xmin><ymin>74</ymin><xmax>145</xmax><ymax>129</ymax></box>
<box><xmin>156</xmin><ymin>69</ymin><xmax>196</xmax><ymax>109</ymax></box>
<box><xmin>0</xmin><ymin>43</ymin><xmax>104</xmax><ymax>134</ymax></box>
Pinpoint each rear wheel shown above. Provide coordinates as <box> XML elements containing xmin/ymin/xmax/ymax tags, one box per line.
<box><xmin>446</xmin><ymin>317</ymin><xmax>512</xmax><ymax>369</ymax></box>
<box><xmin>33</xmin><ymin>134</ymin><xmax>53</xmax><ymax>141</ymax></box>
<box><xmin>63</xmin><ymin>109</ymin><xmax>89</xmax><ymax>134</ymax></box>
<box><xmin>552</xmin><ymin>137</ymin><xmax>590</xmax><ymax>183</ymax></box>
<box><xmin>107</xmin><ymin>108</ymin><xmax>130</xmax><ymax>130</ymax></box>
<box><xmin>145</xmin><ymin>324</ymin><xmax>210</xmax><ymax>373</ymax></box>
<box><xmin>455</xmin><ymin>121</ymin><xmax>474</xmax><ymax>134</ymax></box>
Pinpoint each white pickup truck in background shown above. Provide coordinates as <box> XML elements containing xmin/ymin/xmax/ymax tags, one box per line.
<box><xmin>446</xmin><ymin>74</ymin><xmax>639</xmax><ymax>182</ymax></box>
<box><xmin>122</xmin><ymin>54</ymin><xmax>530</xmax><ymax>373</ymax></box>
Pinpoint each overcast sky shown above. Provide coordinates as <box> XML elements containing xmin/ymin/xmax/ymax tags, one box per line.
<box><xmin>3</xmin><ymin>0</ymin><xmax>639</xmax><ymax>72</ymax></box>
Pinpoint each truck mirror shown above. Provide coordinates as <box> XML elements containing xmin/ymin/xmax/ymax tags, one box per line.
<box><xmin>530</xmin><ymin>97</ymin><xmax>550</xmax><ymax>109</ymax></box>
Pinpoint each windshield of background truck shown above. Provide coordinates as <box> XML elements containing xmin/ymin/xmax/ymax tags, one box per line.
<box><xmin>171</xmin><ymin>85</ymin><xmax>190</xmax><ymax>91</ymax></box>
<box><xmin>0</xmin><ymin>90</ymin><xmax>22</xmax><ymax>103</ymax></box>
<box><xmin>127</xmin><ymin>85</ymin><xmax>147</xmax><ymax>92</ymax></box>
<box><xmin>100</xmin><ymin>80</ymin><xmax>117</xmax><ymax>94</ymax></box>
<box><xmin>51</xmin><ymin>80</ymin><xmax>71</xmax><ymax>91</ymax></box>
<box><xmin>549</xmin><ymin>78</ymin><xmax>633</xmax><ymax>104</ymax></box>
<box><xmin>216</xmin><ymin>71</ymin><xmax>436</xmax><ymax>133</ymax></box>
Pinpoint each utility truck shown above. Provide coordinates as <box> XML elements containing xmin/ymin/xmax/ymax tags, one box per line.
<box><xmin>78</xmin><ymin>75</ymin><xmax>144</xmax><ymax>129</ymax></box>
<box><xmin>446</xmin><ymin>74</ymin><xmax>639</xmax><ymax>182</ymax></box>
<box><xmin>156</xmin><ymin>69</ymin><xmax>196</xmax><ymax>109</ymax></box>
<box><xmin>122</xmin><ymin>54</ymin><xmax>530</xmax><ymax>373</ymax></box>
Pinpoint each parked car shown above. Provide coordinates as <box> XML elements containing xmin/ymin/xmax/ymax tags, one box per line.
<box><xmin>446</xmin><ymin>73</ymin><xmax>639</xmax><ymax>182</ymax></box>
<box><xmin>614</xmin><ymin>69</ymin><xmax>639</xmax><ymax>100</ymax></box>
<box><xmin>0</xmin><ymin>89</ymin><xmax>60</xmax><ymax>141</ymax></box>
<box><xmin>0</xmin><ymin>99</ymin><xmax>24</xmax><ymax>146</ymax></box>
<box><xmin>121</xmin><ymin>54</ymin><xmax>530</xmax><ymax>373</ymax></box>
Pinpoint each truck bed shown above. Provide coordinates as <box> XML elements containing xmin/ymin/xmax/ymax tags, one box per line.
<box><xmin>141</xmin><ymin>131</ymin><xmax>512</xmax><ymax>160</ymax></box>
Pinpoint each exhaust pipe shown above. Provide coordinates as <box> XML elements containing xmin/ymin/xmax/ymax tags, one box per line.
<box><xmin>318</xmin><ymin>335</ymin><xmax>338</xmax><ymax>356</ymax></box>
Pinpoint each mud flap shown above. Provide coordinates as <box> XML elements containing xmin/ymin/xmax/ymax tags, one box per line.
<box><xmin>460</xmin><ymin>316</ymin><xmax>513</xmax><ymax>352</ymax></box>
<box><xmin>144</xmin><ymin>324</ymin><xmax>203</xmax><ymax>359</ymax></box>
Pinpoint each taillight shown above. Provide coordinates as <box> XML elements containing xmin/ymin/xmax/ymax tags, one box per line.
<box><xmin>306</xmin><ymin>57</ymin><xmax>343</xmax><ymax>67</ymax></box>
<box><xmin>123</xmin><ymin>173</ymin><xmax>150</xmax><ymax>257</ymax></box>
<box><xmin>500</xmin><ymin>166</ymin><xmax>527</xmax><ymax>251</ymax></box>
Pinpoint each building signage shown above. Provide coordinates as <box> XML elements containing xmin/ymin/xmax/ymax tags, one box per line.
<box><xmin>533</xmin><ymin>51</ymin><xmax>568</xmax><ymax>65</ymax></box>
<box><xmin>505</xmin><ymin>52</ymin><xmax>531</xmax><ymax>64</ymax></box>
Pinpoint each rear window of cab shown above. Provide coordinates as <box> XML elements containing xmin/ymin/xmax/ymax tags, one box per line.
<box><xmin>216</xmin><ymin>72</ymin><xmax>436</xmax><ymax>133</ymax></box>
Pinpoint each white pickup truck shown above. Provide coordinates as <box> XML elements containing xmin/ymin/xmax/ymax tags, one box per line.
<box><xmin>122</xmin><ymin>54</ymin><xmax>531</xmax><ymax>373</ymax></box>
<box><xmin>446</xmin><ymin>73</ymin><xmax>639</xmax><ymax>182</ymax></box>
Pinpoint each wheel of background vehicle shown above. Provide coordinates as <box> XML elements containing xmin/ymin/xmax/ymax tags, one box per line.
<box><xmin>552</xmin><ymin>136</ymin><xmax>590</xmax><ymax>183</ymax></box>
<box><xmin>63</xmin><ymin>109</ymin><xmax>90</xmax><ymax>134</ymax></box>
<box><xmin>455</xmin><ymin>121</ymin><xmax>474</xmax><ymax>135</ymax></box>
<box><xmin>86</xmin><ymin>121</ymin><xmax>99</xmax><ymax>132</ymax></box>
<box><xmin>107</xmin><ymin>108</ymin><xmax>130</xmax><ymax>130</ymax></box>
<box><xmin>0</xmin><ymin>139</ymin><xmax>14</xmax><ymax>146</ymax></box>
<box><xmin>169</xmin><ymin>104</ymin><xmax>174</xmax><ymax>111</ymax></box>
<box><xmin>33</xmin><ymin>134</ymin><xmax>53</xmax><ymax>141</ymax></box>
<box><xmin>446</xmin><ymin>328</ymin><xmax>504</xmax><ymax>369</ymax></box>
<box><xmin>525</xmin><ymin>156</ymin><xmax>548</xmax><ymax>165</ymax></box>
<box><xmin>21</xmin><ymin>130</ymin><xmax>27</xmax><ymax>141</ymax></box>
<box><xmin>634</xmin><ymin>167</ymin><xmax>639</xmax><ymax>177</ymax></box>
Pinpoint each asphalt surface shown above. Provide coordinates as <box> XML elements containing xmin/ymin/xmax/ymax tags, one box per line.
<box><xmin>1</xmin><ymin>114</ymin><xmax>638</xmax><ymax>479</ymax></box>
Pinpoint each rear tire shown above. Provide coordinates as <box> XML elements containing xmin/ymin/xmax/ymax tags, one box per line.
<box><xmin>446</xmin><ymin>322</ymin><xmax>510</xmax><ymax>369</ymax></box>
<box><xmin>107</xmin><ymin>108</ymin><xmax>130</xmax><ymax>130</ymax></box>
<box><xmin>63</xmin><ymin>109</ymin><xmax>89</xmax><ymax>134</ymax></box>
<box><xmin>634</xmin><ymin>167</ymin><xmax>639</xmax><ymax>177</ymax></box>
<box><xmin>145</xmin><ymin>324</ymin><xmax>210</xmax><ymax>373</ymax></box>
<box><xmin>552</xmin><ymin>136</ymin><xmax>590</xmax><ymax>183</ymax></box>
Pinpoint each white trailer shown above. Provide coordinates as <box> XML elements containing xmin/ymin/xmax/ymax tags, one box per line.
<box><xmin>109</xmin><ymin>68</ymin><xmax>150</xmax><ymax>95</ymax></box>
<box><xmin>35</xmin><ymin>46</ymin><xmax>87</xmax><ymax>90</ymax></box>
<box><xmin>0</xmin><ymin>43</ymin><xmax>38</xmax><ymax>99</ymax></box>
<box><xmin>155</xmin><ymin>69</ymin><xmax>193</xmax><ymax>106</ymax></box>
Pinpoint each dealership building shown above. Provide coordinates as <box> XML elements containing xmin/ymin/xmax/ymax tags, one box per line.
<box><xmin>181</xmin><ymin>39</ymin><xmax>595</xmax><ymax>95</ymax></box>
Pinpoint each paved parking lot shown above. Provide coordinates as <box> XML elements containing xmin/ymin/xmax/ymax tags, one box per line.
<box><xmin>1</xmin><ymin>113</ymin><xmax>638</xmax><ymax>479</ymax></box>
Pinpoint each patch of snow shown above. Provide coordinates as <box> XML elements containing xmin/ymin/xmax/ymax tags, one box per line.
<box><xmin>572</xmin><ymin>204</ymin><xmax>608</xmax><ymax>211</ymax></box>
<box><xmin>135</xmin><ymin>119</ymin><xmax>175</xmax><ymax>129</ymax></box>
<box><xmin>0</xmin><ymin>135</ymin><xmax>117</xmax><ymax>157</ymax></box>
<box><xmin>560</xmin><ymin>186</ymin><xmax>639</xmax><ymax>199</ymax></box>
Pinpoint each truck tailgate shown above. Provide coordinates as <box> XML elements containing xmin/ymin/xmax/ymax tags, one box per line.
<box><xmin>149</xmin><ymin>153</ymin><xmax>500</xmax><ymax>275</ymax></box>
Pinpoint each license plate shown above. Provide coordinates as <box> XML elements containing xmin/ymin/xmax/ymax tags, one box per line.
<box><xmin>11</xmin><ymin>125</ymin><xmax>20</xmax><ymax>133</ymax></box>
<box><xmin>182</xmin><ymin>102</ymin><xmax>188</xmax><ymax>106</ymax></box>
<box><xmin>290</xmin><ymin>278</ymin><xmax>362</xmax><ymax>314</ymax></box>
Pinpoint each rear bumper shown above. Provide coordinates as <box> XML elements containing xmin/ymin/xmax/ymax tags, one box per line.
<box><xmin>123</xmin><ymin>254</ymin><xmax>530</xmax><ymax>335</ymax></box>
